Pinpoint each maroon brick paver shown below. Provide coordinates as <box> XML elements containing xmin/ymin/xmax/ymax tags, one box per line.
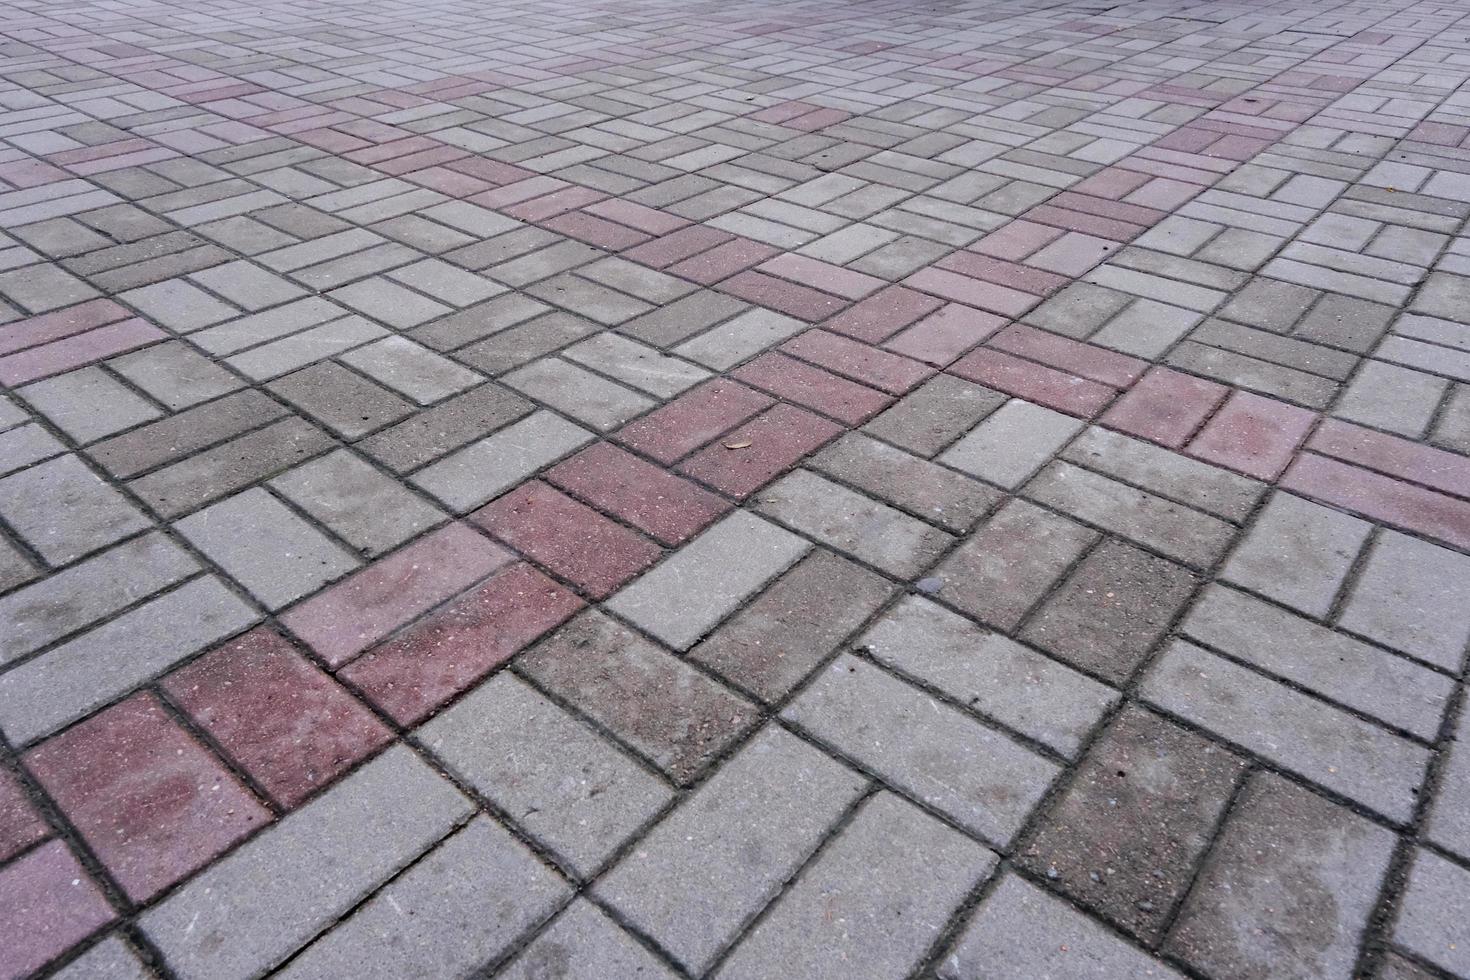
<box><xmin>3</xmin><ymin>0</ymin><xmax>1470</xmax><ymax>974</ymax></box>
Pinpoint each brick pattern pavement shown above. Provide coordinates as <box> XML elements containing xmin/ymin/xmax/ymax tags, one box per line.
<box><xmin>0</xmin><ymin>0</ymin><xmax>1468</xmax><ymax>975</ymax></box>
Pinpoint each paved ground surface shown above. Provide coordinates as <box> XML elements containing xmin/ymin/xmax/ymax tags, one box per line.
<box><xmin>1</xmin><ymin>0</ymin><xmax>1469</xmax><ymax>976</ymax></box>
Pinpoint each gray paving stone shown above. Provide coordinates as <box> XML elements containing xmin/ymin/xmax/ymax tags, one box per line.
<box><xmin>504</xmin><ymin>358</ymin><xmax>654</xmax><ymax>431</ymax></box>
<box><xmin>1019</xmin><ymin>706</ymin><xmax>1246</xmax><ymax>942</ymax></box>
<box><xmin>337</xmin><ymin>335</ymin><xmax>481</xmax><ymax>405</ymax></box>
<box><xmin>862</xmin><ymin>373</ymin><xmax>1008</xmax><ymax>458</ymax></box>
<box><xmin>596</xmin><ymin>725</ymin><xmax>865</xmax><ymax>974</ymax></box>
<box><xmin>622</xmin><ymin>291</ymin><xmax>750</xmax><ymax>347</ymax></box>
<box><xmin>719</xmin><ymin>791</ymin><xmax>995</xmax><ymax>980</ymax></box>
<box><xmin>1334</xmin><ymin>360</ymin><xmax>1446</xmax><ymax>437</ymax></box>
<box><xmin>268</xmin><ymin>361</ymin><xmax>414</xmax><ymax>439</ymax></box>
<box><xmin>674</xmin><ymin>307</ymin><xmax>807</xmax><ymax>370</ymax></box>
<box><xmin>177</xmin><ymin>487</ymin><xmax>359</xmax><ymax>609</ymax></box>
<box><xmin>565</xmin><ymin>332</ymin><xmax>710</xmax><ymax>397</ymax></box>
<box><xmin>501</xmin><ymin>900</ymin><xmax>679</xmax><ymax>980</ymax></box>
<box><xmin>609</xmin><ymin>510</ymin><xmax>809</xmax><ymax>650</ymax></box>
<box><xmin>269</xmin><ymin>449</ymin><xmax>442</xmax><ymax>556</ymax></box>
<box><xmin>1394</xmin><ymin>849</ymin><xmax>1470</xmax><ymax>978</ymax></box>
<box><xmin>934</xmin><ymin>498</ymin><xmax>1099</xmax><ymax>630</ymax></box>
<box><xmin>278</xmin><ymin>816</ymin><xmax>568</xmax><ymax>980</ymax></box>
<box><xmin>519</xmin><ymin>610</ymin><xmax>756</xmax><ymax>785</ymax></box>
<box><xmin>690</xmin><ymin>549</ymin><xmax>893</xmax><ymax>703</ymax></box>
<box><xmin>457</xmin><ymin>311</ymin><xmax>598</xmax><ymax>376</ymax></box>
<box><xmin>107</xmin><ymin>341</ymin><xmax>242</xmax><ymax>410</ymax></box>
<box><xmin>0</xmin><ymin>535</ymin><xmax>37</xmax><ymax>594</ymax></box>
<box><xmin>0</xmin><ymin>454</ymin><xmax>150</xmax><ymax>566</ymax></box>
<box><xmin>88</xmin><ymin>389</ymin><xmax>284</xmax><ymax>478</ymax></box>
<box><xmin>190</xmin><ymin>297</ymin><xmax>345</xmax><ymax>355</ymax></box>
<box><xmin>785</xmin><ymin>653</ymin><xmax>1058</xmax><ymax>844</ymax></box>
<box><xmin>420</xmin><ymin>672</ymin><xmax>672</xmax><ymax>875</ymax></box>
<box><xmin>1063</xmin><ymin>426</ymin><xmax>1264</xmax><ymax>522</ymax></box>
<box><xmin>0</xmin><ymin>574</ymin><xmax>256</xmax><ymax>745</ymax></box>
<box><xmin>811</xmin><ymin>432</ymin><xmax>999</xmax><ymax>533</ymax></box>
<box><xmin>1338</xmin><ymin>531</ymin><xmax>1470</xmax><ymax>671</ymax></box>
<box><xmin>1027</xmin><ymin>461</ymin><xmax>1236</xmax><ymax>569</ymax></box>
<box><xmin>360</xmin><ymin>382</ymin><xmax>533</xmax><ymax>474</ymax></box>
<box><xmin>19</xmin><ymin>367</ymin><xmax>160</xmax><ymax>443</ymax></box>
<box><xmin>0</xmin><ymin>423</ymin><xmax>65</xmax><ymax>478</ymax></box>
<box><xmin>1222</xmin><ymin>492</ymin><xmax>1371</xmax><ymax>618</ymax></box>
<box><xmin>142</xmin><ymin>745</ymin><xmax>473</xmax><ymax>980</ymax></box>
<box><xmin>1164</xmin><ymin>772</ymin><xmax>1395</xmax><ymax>980</ymax></box>
<box><xmin>941</xmin><ymin>398</ymin><xmax>1085</xmax><ymax>489</ymax></box>
<box><xmin>50</xmin><ymin>937</ymin><xmax>152</xmax><ymax>980</ymax></box>
<box><xmin>1428</xmin><ymin>704</ymin><xmax>1470</xmax><ymax>861</ymax></box>
<box><xmin>863</xmin><ymin>596</ymin><xmax>1116</xmax><ymax>757</ymax></box>
<box><xmin>190</xmin><ymin>260</ymin><xmax>307</xmax><ymax>311</ymax></box>
<box><xmin>755</xmin><ymin>469</ymin><xmax>953</xmax><ymax>579</ymax></box>
<box><xmin>1185</xmin><ymin>585</ymin><xmax>1453</xmax><ymax>739</ymax></box>
<box><xmin>941</xmin><ymin>874</ymin><xmax>1184</xmax><ymax>980</ymax></box>
<box><xmin>1142</xmin><ymin>640</ymin><xmax>1431</xmax><ymax>823</ymax></box>
<box><xmin>411</xmin><ymin>409</ymin><xmax>592</xmax><ymax>511</ymax></box>
<box><xmin>226</xmin><ymin>314</ymin><xmax>387</xmax><ymax>381</ymax></box>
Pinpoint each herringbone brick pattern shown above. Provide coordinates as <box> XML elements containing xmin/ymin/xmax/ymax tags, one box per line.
<box><xmin>0</xmin><ymin>0</ymin><xmax>1468</xmax><ymax>976</ymax></box>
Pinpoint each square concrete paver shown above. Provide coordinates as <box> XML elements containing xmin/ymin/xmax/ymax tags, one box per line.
<box><xmin>3</xmin><ymin>0</ymin><xmax>1469</xmax><ymax>975</ymax></box>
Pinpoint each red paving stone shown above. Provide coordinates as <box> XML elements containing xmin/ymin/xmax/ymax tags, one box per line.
<box><xmin>732</xmin><ymin>351</ymin><xmax>894</xmax><ymax>425</ymax></box>
<box><xmin>678</xmin><ymin>402</ymin><xmax>842</xmax><ymax>498</ymax></box>
<box><xmin>544</xmin><ymin>442</ymin><xmax>729</xmax><ymax>546</ymax></box>
<box><xmin>25</xmin><ymin>694</ymin><xmax>270</xmax><ymax>901</ymax></box>
<box><xmin>0</xmin><ymin>766</ymin><xmax>49</xmax><ymax>863</ymax></box>
<box><xmin>162</xmin><ymin>629</ymin><xmax>392</xmax><ymax>809</ymax></box>
<box><xmin>1101</xmin><ymin>367</ymin><xmax>1230</xmax><ymax>448</ymax></box>
<box><xmin>616</xmin><ymin>379</ymin><xmax>774</xmax><ymax>464</ymax></box>
<box><xmin>0</xmin><ymin>840</ymin><xmax>114</xmax><ymax>978</ymax></box>
<box><xmin>949</xmin><ymin>347</ymin><xmax>1116</xmax><ymax>417</ymax></box>
<box><xmin>1187</xmin><ymin>389</ymin><xmax>1317</xmax><ymax>480</ymax></box>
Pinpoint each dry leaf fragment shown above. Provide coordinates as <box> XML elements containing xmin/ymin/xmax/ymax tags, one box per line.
<box><xmin>724</xmin><ymin>440</ymin><xmax>752</xmax><ymax>449</ymax></box>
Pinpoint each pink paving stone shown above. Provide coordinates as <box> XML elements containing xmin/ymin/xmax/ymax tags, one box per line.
<box><xmin>678</xmin><ymin>403</ymin><xmax>843</xmax><ymax>498</ymax></box>
<box><xmin>403</xmin><ymin>166</ymin><xmax>493</xmax><ymax>196</ymax></box>
<box><xmin>936</xmin><ymin>251</ymin><xmax>1069</xmax><ymax>296</ymax></box>
<box><xmin>280</xmin><ymin>523</ymin><xmax>513</xmax><ymax>668</ymax></box>
<box><xmin>756</xmin><ymin>254</ymin><xmax>885</xmax><ymax>300</ymax></box>
<box><xmin>373</xmin><ymin>145</ymin><xmax>472</xmax><ymax>176</ymax></box>
<box><xmin>989</xmin><ymin>324</ymin><xmax>1147</xmax><ymax>387</ymax></box>
<box><xmin>1069</xmin><ymin>167</ymin><xmax>1152</xmax><ymax>201</ymax></box>
<box><xmin>903</xmin><ymin>267</ymin><xmax>1040</xmax><ymax>318</ymax></box>
<box><xmin>0</xmin><ymin>158</ymin><xmax>70</xmax><ymax>187</ymax></box>
<box><xmin>781</xmin><ymin>329</ymin><xmax>935</xmax><ymax>394</ymax></box>
<box><xmin>25</xmin><ymin>693</ymin><xmax>270</xmax><ymax>902</ymax></box>
<box><xmin>1124</xmin><ymin>176</ymin><xmax>1203</xmax><ymax>211</ymax></box>
<box><xmin>1282</xmin><ymin>454</ymin><xmax>1470</xmax><ymax>552</ymax></box>
<box><xmin>1047</xmin><ymin>191</ymin><xmax>1166</xmax><ymax>228</ymax></box>
<box><xmin>749</xmin><ymin>100</ymin><xmax>821</xmax><ymax>124</ymax></box>
<box><xmin>885</xmin><ymin>303</ymin><xmax>1006</xmax><ymax>366</ymax></box>
<box><xmin>339</xmin><ymin>562</ymin><xmax>583</xmax><ymax>726</ymax></box>
<box><xmin>541</xmin><ymin>211</ymin><xmax>652</xmax><ymax>250</ymax></box>
<box><xmin>732</xmin><ymin>351</ymin><xmax>894</xmax><ymax>425</ymax></box>
<box><xmin>1307</xmin><ymin>420</ymin><xmax>1470</xmax><ymax>500</ymax></box>
<box><xmin>1023</xmin><ymin>204</ymin><xmax>1144</xmax><ymax>242</ymax></box>
<box><xmin>471</xmin><ymin>481</ymin><xmax>661</xmax><ymax>598</ymax></box>
<box><xmin>162</xmin><ymin>628</ymin><xmax>392</xmax><ymax>810</ymax></box>
<box><xmin>824</xmin><ymin>285</ymin><xmax>945</xmax><ymax>343</ymax></box>
<box><xmin>294</xmin><ymin>127</ymin><xmax>370</xmax><ymax>153</ymax></box>
<box><xmin>669</xmin><ymin>239</ymin><xmax>780</xmax><ymax>285</ymax></box>
<box><xmin>469</xmin><ymin>175</ymin><xmax>570</xmax><ymax>210</ymax></box>
<box><xmin>0</xmin><ymin>299</ymin><xmax>128</xmax><ymax>356</ymax></box>
<box><xmin>344</xmin><ymin>135</ymin><xmax>440</xmax><ymax>164</ymax></box>
<box><xmin>616</xmin><ymin>379</ymin><xmax>774</xmax><ymax>464</ymax></box>
<box><xmin>785</xmin><ymin>107</ymin><xmax>851</xmax><ymax>132</ymax></box>
<box><xmin>622</xmin><ymin>225</ymin><xmax>735</xmax><ymax>269</ymax></box>
<box><xmin>1187</xmin><ymin>390</ymin><xmax>1316</xmax><ymax>480</ymax></box>
<box><xmin>0</xmin><ymin>765</ymin><xmax>49</xmax><ymax>863</ymax></box>
<box><xmin>544</xmin><ymin>442</ymin><xmax>729</xmax><ymax>546</ymax></box>
<box><xmin>717</xmin><ymin>270</ymin><xmax>849</xmax><ymax>322</ymax></box>
<box><xmin>445</xmin><ymin>156</ymin><xmax>536</xmax><ymax>186</ymax></box>
<box><xmin>504</xmin><ymin>185</ymin><xmax>608</xmax><ymax>221</ymax></box>
<box><xmin>969</xmin><ymin>220</ymin><xmax>1065</xmax><ymax>261</ymax></box>
<box><xmin>949</xmin><ymin>348</ymin><xmax>1115</xmax><ymax>417</ymax></box>
<box><xmin>0</xmin><ymin>840</ymin><xmax>113</xmax><ymax>978</ymax></box>
<box><xmin>585</xmin><ymin>198</ymin><xmax>691</xmax><ymax>235</ymax></box>
<box><xmin>1100</xmin><ymin>367</ymin><xmax>1230</xmax><ymax>448</ymax></box>
<box><xmin>0</xmin><ymin>318</ymin><xmax>166</xmax><ymax>386</ymax></box>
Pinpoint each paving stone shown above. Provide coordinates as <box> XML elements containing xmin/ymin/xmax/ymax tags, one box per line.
<box><xmin>278</xmin><ymin>816</ymin><xmax>568</xmax><ymax>980</ymax></box>
<box><xmin>690</xmin><ymin>548</ymin><xmax>893</xmax><ymax>702</ymax></box>
<box><xmin>1142</xmin><ymin>640</ymin><xmax>1431</xmax><ymax>823</ymax></box>
<box><xmin>786</xmin><ymin>654</ymin><xmax>1058</xmax><ymax>844</ymax></box>
<box><xmin>544</xmin><ymin>441</ymin><xmax>728</xmax><ymax>546</ymax></box>
<box><xmin>1019</xmin><ymin>706</ymin><xmax>1245</xmax><ymax>941</ymax></box>
<box><xmin>504</xmin><ymin>358</ymin><xmax>654</xmax><ymax>432</ymax></box>
<box><xmin>934</xmin><ymin>498</ymin><xmax>1099</xmax><ymax>630</ymax></box>
<box><xmin>607</xmin><ymin>510</ymin><xmax>810</xmax><ymax>650</ymax></box>
<box><xmin>1163</xmin><ymin>772</ymin><xmax>1395</xmax><ymax>980</ymax></box>
<box><xmin>861</xmin><ymin>596</ymin><xmax>1115</xmax><ymax>756</ymax></box>
<box><xmin>141</xmin><ymin>745</ymin><xmax>473</xmax><ymax>980</ymax></box>
<box><xmin>0</xmin><ymin>764</ymin><xmax>49</xmax><ymax>863</ymax></box>
<box><xmin>812</xmin><ymin>432</ymin><xmax>999</xmax><ymax>532</ymax></box>
<box><xmin>518</xmin><ymin>609</ymin><xmax>756</xmax><ymax>784</ymax></box>
<box><xmin>0</xmin><ymin>840</ymin><xmax>114</xmax><ymax>979</ymax></box>
<box><xmin>162</xmin><ymin>627</ymin><xmax>391</xmax><ymax>808</ymax></box>
<box><xmin>1222</xmin><ymin>492</ymin><xmax>1372</xmax><ymax>618</ymax></box>
<box><xmin>88</xmin><ymin>389</ymin><xmax>288</xmax><ymax>479</ymax></box>
<box><xmin>50</xmin><ymin>936</ymin><xmax>152</xmax><ymax>980</ymax></box>
<box><xmin>338</xmin><ymin>335</ymin><xmax>481</xmax><ymax>405</ymax></box>
<box><xmin>1023</xmin><ymin>539</ymin><xmax>1198</xmax><ymax>684</ymax></box>
<box><xmin>359</xmin><ymin>382</ymin><xmax>532</xmax><ymax>473</ymax></box>
<box><xmin>1394</xmin><ymin>849</ymin><xmax>1470</xmax><ymax>978</ymax></box>
<box><xmin>19</xmin><ymin>367</ymin><xmax>160</xmax><ymax>443</ymax></box>
<box><xmin>942</xmin><ymin>873</ymin><xmax>1185</xmax><ymax>980</ymax></box>
<box><xmin>1428</xmin><ymin>704</ymin><xmax>1470</xmax><ymax>860</ymax></box>
<box><xmin>269</xmin><ymin>449</ymin><xmax>441</xmax><ymax>556</ymax></box>
<box><xmin>341</xmin><ymin>562</ymin><xmax>582</xmax><ymax>725</ymax></box>
<box><xmin>501</xmin><ymin>900</ymin><xmax>681</xmax><ymax>980</ymax></box>
<box><xmin>1064</xmin><ymin>425</ymin><xmax>1265</xmax><ymax>522</ymax></box>
<box><xmin>0</xmin><ymin>454</ymin><xmax>149</xmax><ymax>566</ymax></box>
<box><xmin>1184</xmin><ymin>584</ymin><xmax>1453</xmax><ymax>739</ymax></box>
<box><xmin>941</xmin><ymin>398</ymin><xmax>1085</xmax><ymax>489</ymax></box>
<box><xmin>421</xmin><ymin>672</ymin><xmax>671</xmax><ymax>875</ymax></box>
<box><xmin>107</xmin><ymin>340</ymin><xmax>241</xmax><ymax>410</ymax></box>
<box><xmin>26</xmin><ymin>692</ymin><xmax>270</xmax><ymax>901</ymax></box>
<box><xmin>1337</xmin><ymin>530</ymin><xmax>1470</xmax><ymax>671</ymax></box>
<box><xmin>411</xmin><ymin>410</ymin><xmax>593</xmax><ymax>511</ymax></box>
<box><xmin>720</xmin><ymin>791</ymin><xmax>995</xmax><ymax>980</ymax></box>
<box><xmin>596</xmin><ymin>725</ymin><xmax>866</xmax><ymax>974</ymax></box>
<box><xmin>756</xmin><ymin>469</ymin><xmax>953</xmax><ymax>578</ymax></box>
